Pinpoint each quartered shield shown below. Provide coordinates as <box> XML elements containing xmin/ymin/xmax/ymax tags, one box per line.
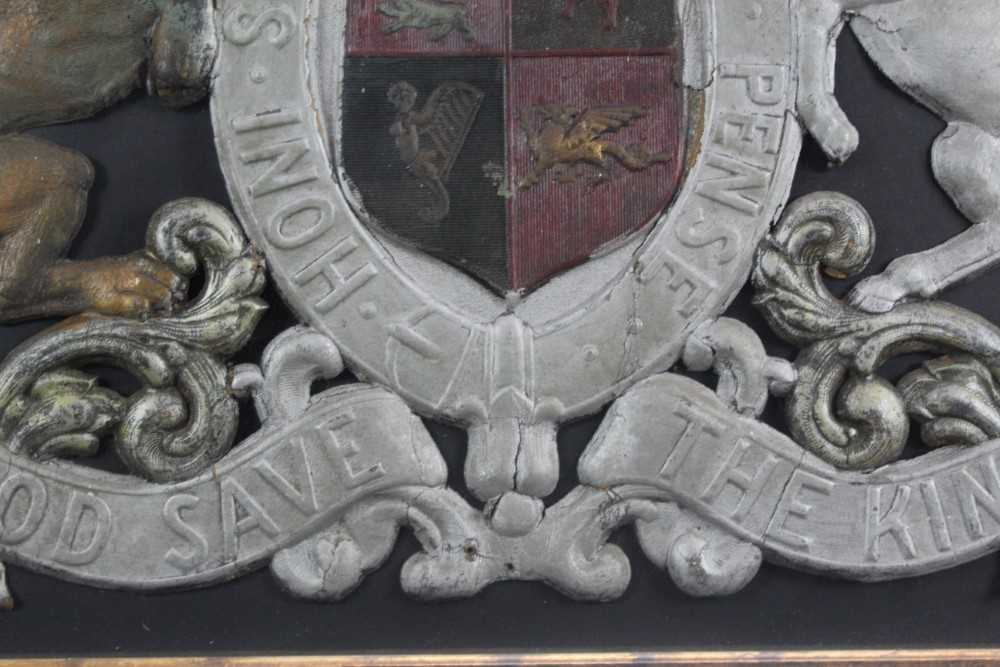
<box><xmin>335</xmin><ymin>0</ymin><xmax>687</xmax><ymax>293</ymax></box>
<box><xmin>216</xmin><ymin>0</ymin><xmax>795</xmax><ymax>431</ymax></box>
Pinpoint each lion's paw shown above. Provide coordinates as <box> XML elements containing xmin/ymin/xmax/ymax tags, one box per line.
<box><xmin>847</xmin><ymin>273</ymin><xmax>909</xmax><ymax>313</ymax></box>
<box><xmin>77</xmin><ymin>254</ymin><xmax>187</xmax><ymax>318</ymax></box>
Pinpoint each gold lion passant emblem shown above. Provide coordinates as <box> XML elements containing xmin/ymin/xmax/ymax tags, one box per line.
<box><xmin>378</xmin><ymin>0</ymin><xmax>475</xmax><ymax>41</ymax></box>
<box><xmin>518</xmin><ymin>106</ymin><xmax>671</xmax><ymax>191</ymax></box>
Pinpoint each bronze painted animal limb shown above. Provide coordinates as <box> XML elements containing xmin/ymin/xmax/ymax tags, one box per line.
<box><xmin>0</xmin><ymin>135</ymin><xmax>186</xmax><ymax>321</ymax></box>
<box><xmin>797</xmin><ymin>0</ymin><xmax>1000</xmax><ymax>313</ymax></box>
<box><xmin>0</xmin><ymin>0</ymin><xmax>216</xmax><ymax>322</ymax></box>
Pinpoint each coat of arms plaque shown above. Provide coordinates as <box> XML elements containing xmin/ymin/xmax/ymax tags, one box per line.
<box><xmin>2</xmin><ymin>0</ymin><xmax>1000</xmax><ymax>623</ymax></box>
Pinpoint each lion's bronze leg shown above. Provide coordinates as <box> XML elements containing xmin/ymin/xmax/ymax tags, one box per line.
<box><xmin>0</xmin><ymin>135</ymin><xmax>183</xmax><ymax>322</ymax></box>
<box><xmin>147</xmin><ymin>0</ymin><xmax>218</xmax><ymax>108</ymax></box>
<box><xmin>0</xmin><ymin>135</ymin><xmax>94</xmax><ymax>319</ymax></box>
<box><xmin>0</xmin><ymin>1</ymin><xmax>215</xmax><ymax>136</ymax></box>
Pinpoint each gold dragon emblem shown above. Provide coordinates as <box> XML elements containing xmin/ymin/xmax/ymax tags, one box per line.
<box><xmin>517</xmin><ymin>105</ymin><xmax>671</xmax><ymax>191</ymax></box>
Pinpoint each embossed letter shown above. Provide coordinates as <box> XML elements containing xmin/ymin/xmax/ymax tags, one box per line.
<box><xmin>766</xmin><ymin>469</ymin><xmax>834</xmax><ymax>552</ymax></box>
<box><xmin>697</xmin><ymin>153</ymin><xmax>771</xmax><ymax>216</ymax></box>
<box><xmin>714</xmin><ymin>112</ymin><xmax>783</xmax><ymax>159</ymax></box>
<box><xmin>953</xmin><ymin>457</ymin><xmax>1000</xmax><ymax>540</ymax></box>
<box><xmin>316</xmin><ymin>413</ymin><xmax>387</xmax><ymax>490</ymax></box>
<box><xmin>658</xmin><ymin>406</ymin><xmax>723</xmax><ymax>481</ymax></box>
<box><xmin>52</xmin><ymin>492</ymin><xmax>113</xmax><ymax>566</ymax></box>
<box><xmin>0</xmin><ymin>473</ymin><xmax>47</xmax><ymax>546</ymax></box>
<box><xmin>865</xmin><ymin>485</ymin><xmax>917</xmax><ymax>562</ymax></box>
<box><xmin>294</xmin><ymin>236</ymin><xmax>379</xmax><ymax>313</ymax></box>
<box><xmin>221</xmin><ymin>478</ymin><xmax>282</xmax><ymax>563</ymax></box>
<box><xmin>254</xmin><ymin>438</ymin><xmax>319</xmax><ymax>515</ymax></box>
<box><xmin>240</xmin><ymin>138</ymin><xmax>319</xmax><ymax>199</ymax></box>
<box><xmin>920</xmin><ymin>479</ymin><xmax>953</xmax><ymax>553</ymax></box>
<box><xmin>265</xmin><ymin>198</ymin><xmax>335</xmax><ymax>250</ymax></box>
<box><xmin>720</xmin><ymin>64</ymin><xmax>787</xmax><ymax>106</ymax></box>
<box><xmin>674</xmin><ymin>209</ymin><xmax>739</xmax><ymax>265</ymax></box>
<box><xmin>700</xmin><ymin>438</ymin><xmax>778</xmax><ymax>523</ymax></box>
<box><xmin>163</xmin><ymin>494</ymin><xmax>210</xmax><ymax>573</ymax></box>
<box><xmin>223</xmin><ymin>5</ymin><xmax>296</xmax><ymax>48</ymax></box>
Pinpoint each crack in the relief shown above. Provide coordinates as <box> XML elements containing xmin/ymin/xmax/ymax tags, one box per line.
<box><xmin>689</xmin><ymin>62</ymin><xmax>721</xmax><ymax>95</ymax></box>
<box><xmin>302</xmin><ymin>0</ymin><xmax>324</xmax><ymax>137</ymax></box>
<box><xmin>850</xmin><ymin>11</ymin><xmax>903</xmax><ymax>35</ymax></box>
<box><xmin>511</xmin><ymin>419</ymin><xmax>524</xmax><ymax>492</ymax></box>
<box><xmin>699</xmin><ymin>65</ymin><xmax>719</xmax><ymax>92</ymax></box>
<box><xmin>760</xmin><ymin>448</ymin><xmax>808</xmax><ymax>552</ymax></box>
<box><xmin>315</xmin><ymin>528</ymin><xmax>351</xmax><ymax>588</ymax></box>
<box><xmin>619</xmin><ymin>270</ymin><xmax>643</xmax><ymax>382</ymax></box>
<box><xmin>597</xmin><ymin>489</ymin><xmax>637</xmax><ymax>532</ymax></box>
<box><xmin>405</xmin><ymin>488</ymin><xmax>452</xmax><ymax>556</ymax></box>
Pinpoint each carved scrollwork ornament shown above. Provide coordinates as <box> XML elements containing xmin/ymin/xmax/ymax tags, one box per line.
<box><xmin>754</xmin><ymin>192</ymin><xmax>1000</xmax><ymax>470</ymax></box>
<box><xmin>4</xmin><ymin>0</ymin><xmax>1000</xmax><ymax>612</ymax></box>
<box><xmin>0</xmin><ymin>199</ymin><xmax>267</xmax><ymax>482</ymax></box>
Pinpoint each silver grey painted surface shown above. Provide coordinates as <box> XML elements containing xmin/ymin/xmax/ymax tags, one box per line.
<box><xmin>797</xmin><ymin>0</ymin><xmax>1000</xmax><ymax>314</ymax></box>
<box><xmin>682</xmin><ymin>318</ymin><xmax>796</xmax><ymax>418</ymax></box>
<box><xmin>212</xmin><ymin>0</ymin><xmax>800</xmax><ymax>532</ymax></box>
<box><xmin>0</xmin><ymin>333</ymin><xmax>446</xmax><ymax>591</ymax></box>
<box><xmin>232</xmin><ymin>325</ymin><xmax>345</xmax><ymax>424</ymax></box>
<box><xmin>210</xmin><ymin>0</ymin><xmax>1000</xmax><ymax>596</ymax></box>
<box><xmin>6</xmin><ymin>0</ymin><xmax>1000</xmax><ymax>604</ymax></box>
<box><xmin>583</xmin><ymin>374</ymin><xmax>1000</xmax><ymax>582</ymax></box>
